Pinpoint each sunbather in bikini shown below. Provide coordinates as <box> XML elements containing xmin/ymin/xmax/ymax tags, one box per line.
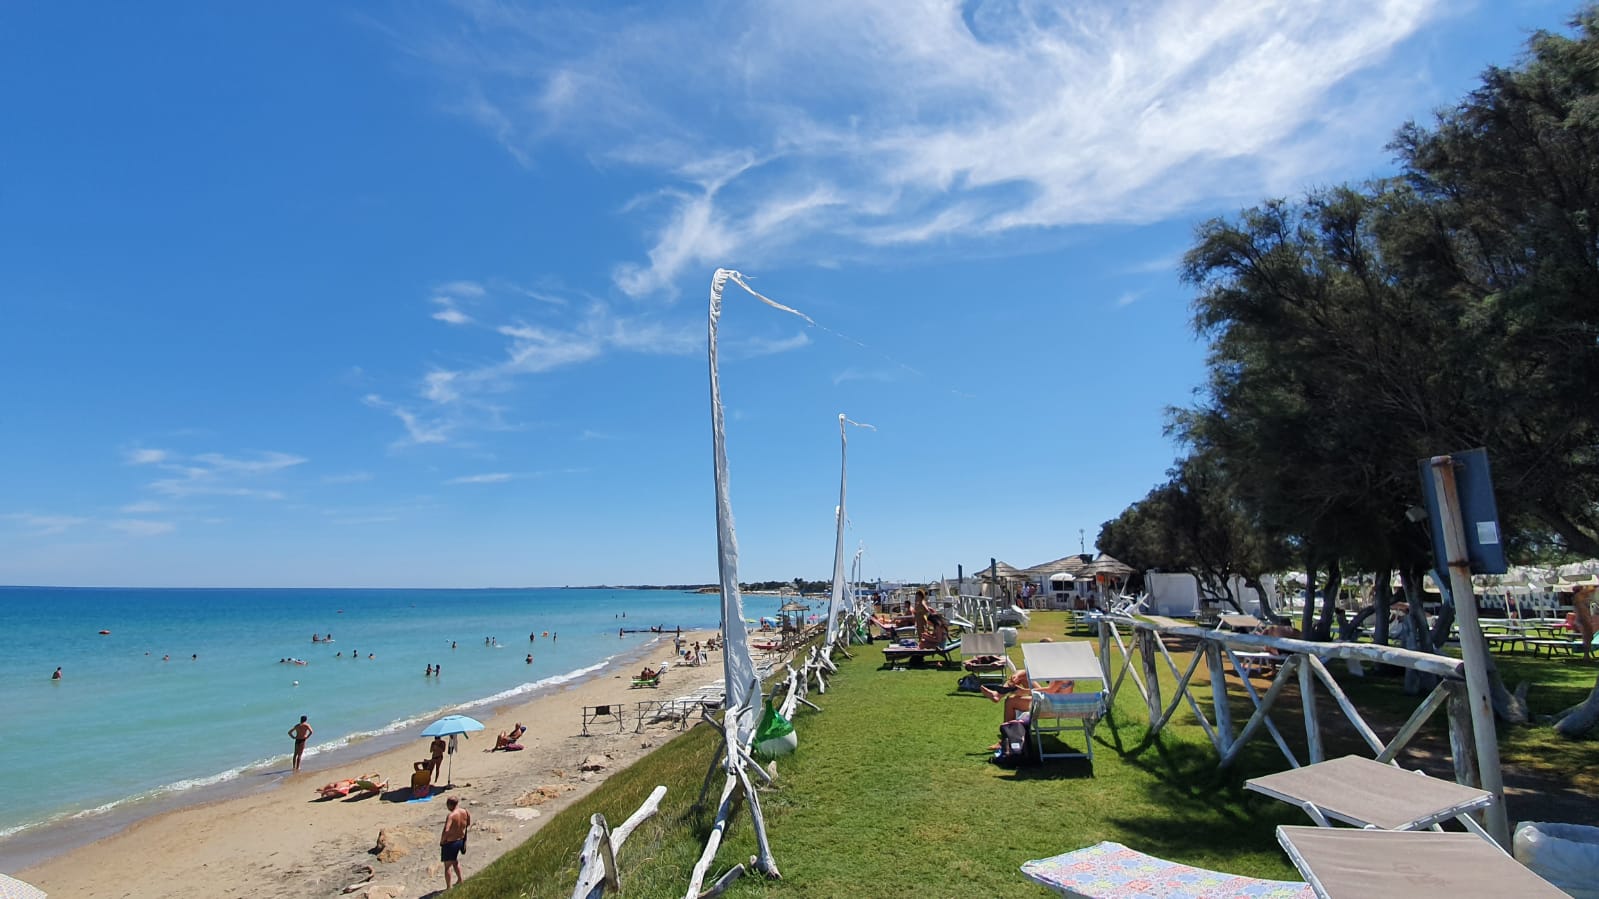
<box><xmin>494</xmin><ymin>723</ymin><xmax>526</xmax><ymax>750</ymax></box>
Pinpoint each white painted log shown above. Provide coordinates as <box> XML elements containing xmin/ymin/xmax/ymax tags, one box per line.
<box><xmin>1206</xmin><ymin>642</ymin><xmax>1233</xmax><ymax>756</ymax></box>
<box><xmin>1377</xmin><ymin>680</ymin><xmax>1453</xmax><ymax>764</ymax></box>
<box><xmin>1151</xmin><ymin>631</ymin><xmax>1217</xmax><ymax>744</ymax></box>
<box><xmin>1446</xmin><ymin>681</ymin><xmax>1481</xmax><ymax>791</ymax></box>
<box><xmin>684</xmin><ymin>776</ymin><xmax>739</xmax><ymax>899</ymax></box>
<box><xmin>1137</xmin><ymin>629</ymin><xmax>1162</xmax><ymax>724</ymax></box>
<box><xmin>1224</xmin><ymin>646</ymin><xmax>1297</xmax><ymax>767</ymax></box>
<box><xmin>570</xmin><ymin>786</ymin><xmax>668</xmax><ymax>899</ymax></box>
<box><xmin>695</xmin><ymin>864</ymin><xmax>746</xmax><ymax>899</ymax></box>
<box><xmin>1132</xmin><ymin>620</ymin><xmax>1465</xmax><ymax>678</ymax></box>
<box><xmin>1220</xmin><ymin>655</ymin><xmax>1301</xmax><ymax>768</ymax></box>
<box><xmin>733</xmin><ymin>760</ymin><xmax>780</xmax><ymax>879</ymax></box>
<box><xmin>1300</xmin><ymin>655</ymin><xmax>1323</xmax><ymax>764</ymax></box>
<box><xmin>1304</xmin><ymin>654</ymin><xmax>1384</xmax><ymax>756</ymax></box>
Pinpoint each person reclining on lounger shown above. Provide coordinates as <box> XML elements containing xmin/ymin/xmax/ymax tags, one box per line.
<box><xmin>919</xmin><ymin>612</ymin><xmax>951</xmax><ymax>648</ymax></box>
<box><xmin>982</xmin><ymin>668</ymin><xmax>1033</xmax><ymax>721</ymax></box>
<box><xmin>638</xmin><ymin>666</ymin><xmax>658</xmax><ymax>681</ymax></box>
<box><xmin>494</xmin><ymin>723</ymin><xmax>526</xmax><ymax>750</ymax></box>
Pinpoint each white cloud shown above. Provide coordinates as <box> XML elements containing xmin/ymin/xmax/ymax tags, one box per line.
<box><xmin>446</xmin><ymin>472</ymin><xmax>515</xmax><ymax>485</ymax></box>
<box><xmin>437</xmin><ymin>280</ymin><xmax>487</xmax><ymax>297</ymax></box>
<box><xmin>1115</xmin><ymin>291</ymin><xmax>1141</xmax><ymax>307</ymax></box>
<box><xmin>138</xmin><ymin>449</ymin><xmax>305</xmax><ymax>499</ymax></box>
<box><xmin>364</xmin><ymin>394</ymin><xmax>453</xmax><ymax>447</ymax></box>
<box><xmin>120</xmin><ymin>500</ymin><xmax>166</xmax><ymax>514</ymax></box>
<box><xmin>321</xmin><ymin>471</ymin><xmax>374</xmax><ymax>484</ymax></box>
<box><xmin>433</xmin><ymin>306</ymin><xmax>472</xmax><ymax>325</ymax></box>
<box><xmin>5</xmin><ymin>513</ymin><xmax>88</xmax><ymax>536</ymax></box>
<box><xmin>400</xmin><ymin>0</ymin><xmax>1444</xmax><ymax>296</ymax></box>
<box><xmin>729</xmin><ymin>332</ymin><xmax>811</xmax><ymax>359</ymax></box>
<box><xmin>108</xmin><ymin>519</ymin><xmax>175</xmax><ymax>537</ymax></box>
<box><xmin>126</xmin><ymin>448</ymin><xmax>168</xmax><ymax>465</ymax></box>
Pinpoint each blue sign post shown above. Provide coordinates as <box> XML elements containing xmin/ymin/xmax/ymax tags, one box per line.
<box><xmin>1419</xmin><ymin>449</ymin><xmax>1509</xmax><ymax>845</ymax></box>
<box><xmin>1417</xmin><ymin>447</ymin><xmax>1507</xmax><ymax>576</ymax></box>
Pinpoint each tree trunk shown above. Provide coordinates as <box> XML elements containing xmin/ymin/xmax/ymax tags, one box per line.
<box><xmin>1338</xmin><ymin>605</ymin><xmax>1378</xmax><ymax>642</ymax></box>
<box><xmin>1248</xmin><ymin>575</ymin><xmax>1290</xmax><ymax>625</ymax></box>
<box><xmin>1554</xmin><ymin>672</ymin><xmax>1599</xmax><ymax>738</ymax></box>
<box><xmin>1372</xmin><ymin>569</ymin><xmax>1392</xmax><ymax>646</ymax></box>
<box><xmin>1398</xmin><ymin>568</ymin><xmax>1434</xmax><ymax>695</ymax></box>
<box><xmin>1313</xmin><ymin>559</ymin><xmax>1340</xmax><ymax>641</ymax></box>
<box><xmin>1300</xmin><ymin>549</ymin><xmax>1316</xmax><ymax>637</ymax></box>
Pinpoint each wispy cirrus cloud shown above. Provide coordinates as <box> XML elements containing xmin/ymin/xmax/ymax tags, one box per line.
<box><xmin>108</xmin><ymin>519</ymin><xmax>175</xmax><ymax>537</ymax></box>
<box><xmin>4</xmin><ymin>512</ymin><xmax>88</xmax><ymax>536</ymax></box>
<box><xmin>120</xmin><ymin>500</ymin><xmax>166</xmax><ymax>514</ymax></box>
<box><xmin>728</xmin><ymin>332</ymin><xmax>811</xmax><ymax>360</ymax></box>
<box><xmin>321</xmin><ymin>471</ymin><xmax>375</xmax><ymax>485</ymax></box>
<box><xmin>366</xmin><ymin>282</ymin><xmax>705</xmax><ymax>447</ymax></box>
<box><xmin>446</xmin><ymin>472</ymin><xmax>515</xmax><ymax>485</ymax></box>
<box><xmin>396</xmin><ymin>0</ymin><xmax>1444</xmax><ymax>297</ymax></box>
<box><xmin>130</xmin><ymin>448</ymin><xmax>306</xmax><ymax>500</ymax></box>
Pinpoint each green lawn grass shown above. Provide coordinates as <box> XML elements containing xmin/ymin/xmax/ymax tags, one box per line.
<box><xmin>455</xmin><ymin>612</ymin><xmax>1597</xmax><ymax>898</ymax></box>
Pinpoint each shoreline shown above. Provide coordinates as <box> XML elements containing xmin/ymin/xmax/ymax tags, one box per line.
<box><xmin>14</xmin><ymin>630</ymin><xmax>726</xmax><ymax>897</ymax></box>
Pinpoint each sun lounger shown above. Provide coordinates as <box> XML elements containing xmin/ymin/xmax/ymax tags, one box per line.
<box><xmin>960</xmin><ymin>633</ymin><xmax>1010</xmax><ymax>681</ymax></box>
<box><xmin>1246</xmin><ymin>755</ymin><xmax>1495</xmax><ymax>833</ymax></box>
<box><xmin>631</xmin><ymin>662</ymin><xmax>669</xmax><ymax>688</ymax></box>
<box><xmin>1021</xmin><ymin>841</ymin><xmax>1312</xmax><ymax>898</ymax></box>
<box><xmin>1275</xmin><ymin>826</ymin><xmax>1566</xmax><ymax>898</ymax></box>
<box><xmin>1021</xmin><ymin>642</ymin><xmax>1107</xmax><ymax>768</ymax></box>
<box><xmin>881</xmin><ymin>639</ymin><xmax>960</xmax><ymax>668</ymax></box>
<box><xmin>1218</xmin><ymin>613</ymin><xmax>1263</xmax><ymax>631</ymax></box>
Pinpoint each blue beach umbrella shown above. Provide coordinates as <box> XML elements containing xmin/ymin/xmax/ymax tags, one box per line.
<box><xmin>421</xmin><ymin>715</ymin><xmax>485</xmax><ymax>786</ymax></box>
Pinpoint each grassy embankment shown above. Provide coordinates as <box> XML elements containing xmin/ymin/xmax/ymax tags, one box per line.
<box><xmin>455</xmin><ymin>611</ymin><xmax>1597</xmax><ymax>898</ymax></box>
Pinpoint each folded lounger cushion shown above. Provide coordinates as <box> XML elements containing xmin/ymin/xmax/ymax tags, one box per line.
<box><xmin>1021</xmin><ymin>841</ymin><xmax>1312</xmax><ymax>898</ymax></box>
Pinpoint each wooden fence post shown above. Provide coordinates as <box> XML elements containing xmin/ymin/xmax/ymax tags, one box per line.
<box><xmin>1446</xmin><ymin>681</ymin><xmax>1481</xmax><ymax>792</ymax></box>
<box><xmin>1299</xmin><ymin>656</ymin><xmax>1323</xmax><ymax>764</ymax></box>
<box><xmin>1205</xmin><ymin>642</ymin><xmax>1233</xmax><ymax>756</ymax></box>
<box><xmin>1137</xmin><ymin>628</ymin><xmax>1161</xmax><ymax>725</ymax></box>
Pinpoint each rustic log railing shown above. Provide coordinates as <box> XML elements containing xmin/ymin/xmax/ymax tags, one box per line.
<box><xmin>570</xmin><ymin>785</ymin><xmax>668</xmax><ymax>899</ymax></box>
<box><xmin>1097</xmin><ymin>617</ymin><xmax>1494</xmax><ymax>796</ymax></box>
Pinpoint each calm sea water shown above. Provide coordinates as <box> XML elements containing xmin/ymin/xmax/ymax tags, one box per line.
<box><xmin>0</xmin><ymin>586</ymin><xmax>784</xmax><ymax>864</ymax></box>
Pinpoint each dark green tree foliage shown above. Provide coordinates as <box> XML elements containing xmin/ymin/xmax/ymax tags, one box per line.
<box><xmin>1136</xmin><ymin>10</ymin><xmax>1599</xmax><ymax>732</ymax></box>
<box><xmin>1098</xmin><ymin>452</ymin><xmax>1287</xmax><ymax>614</ymax></box>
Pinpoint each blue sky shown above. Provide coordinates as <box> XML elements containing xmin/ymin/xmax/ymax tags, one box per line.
<box><xmin>0</xmin><ymin>0</ymin><xmax>1572</xmax><ymax>587</ymax></box>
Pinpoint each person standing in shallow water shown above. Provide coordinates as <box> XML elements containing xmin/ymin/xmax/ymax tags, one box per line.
<box><xmin>52</xmin><ymin>666</ymin><xmax>62</xmax><ymax>680</ymax></box>
<box><xmin>287</xmin><ymin>715</ymin><xmax>313</xmax><ymax>771</ymax></box>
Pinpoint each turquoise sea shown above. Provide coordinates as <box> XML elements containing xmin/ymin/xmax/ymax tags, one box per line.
<box><xmin>0</xmin><ymin>586</ymin><xmax>777</xmax><ymax>869</ymax></box>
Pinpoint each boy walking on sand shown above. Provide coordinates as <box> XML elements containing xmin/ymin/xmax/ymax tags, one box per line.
<box><xmin>440</xmin><ymin>796</ymin><xmax>471</xmax><ymax>888</ymax></box>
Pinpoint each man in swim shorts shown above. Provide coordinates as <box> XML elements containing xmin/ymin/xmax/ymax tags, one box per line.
<box><xmin>439</xmin><ymin>795</ymin><xmax>471</xmax><ymax>888</ymax></box>
<box><xmin>288</xmin><ymin>715</ymin><xmax>313</xmax><ymax>771</ymax></box>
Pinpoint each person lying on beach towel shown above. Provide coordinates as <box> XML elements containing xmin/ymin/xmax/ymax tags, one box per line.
<box><xmin>316</xmin><ymin>778</ymin><xmax>358</xmax><ymax>799</ymax></box>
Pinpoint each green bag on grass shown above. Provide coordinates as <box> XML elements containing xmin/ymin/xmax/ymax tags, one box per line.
<box><xmin>752</xmin><ymin>698</ymin><xmax>797</xmax><ymax>759</ymax></box>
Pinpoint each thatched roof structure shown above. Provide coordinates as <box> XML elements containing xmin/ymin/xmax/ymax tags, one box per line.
<box><xmin>1080</xmin><ymin>554</ymin><xmax>1134</xmax><ymax>578</ymax></box>
<box><xmin>1021</xmin><ymin>554</ymin><xmax>1093</xmax><ymax>579</ymax></box>
<box><xmin>974</xmin><ymin>560</ymin><xmax>1025</xmax><ymax>580</ymax></box>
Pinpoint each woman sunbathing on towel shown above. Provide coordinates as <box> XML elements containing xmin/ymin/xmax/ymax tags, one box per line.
<box><xmin>316</xmin><ymin>778</ymin><xmax>359</xmax><ymax>798</ymax></box>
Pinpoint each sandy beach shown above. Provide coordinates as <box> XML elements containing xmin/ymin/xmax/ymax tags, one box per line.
<box><xmin>19</xmin><ymin>630</ymin><xmax>727</xmax><ymax>899</ymax></box>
